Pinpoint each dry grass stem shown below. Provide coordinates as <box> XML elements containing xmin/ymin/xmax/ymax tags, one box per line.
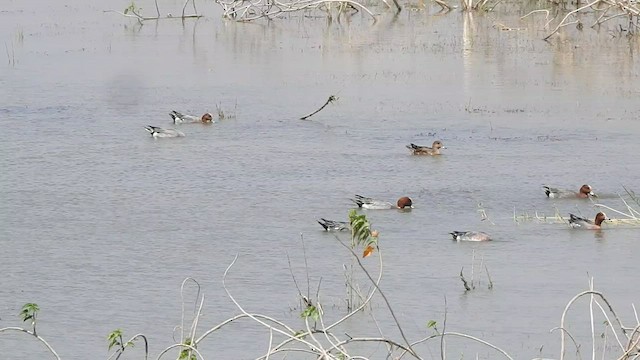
<box><xmin>521</xmin><ymin>9</ymin><xmax>551</xmax><ymax>20</ymax></box>
<box><xmin>433</xmin><ymin>0</ymin><xmax>453</xmax><ymax>12</ymax></box>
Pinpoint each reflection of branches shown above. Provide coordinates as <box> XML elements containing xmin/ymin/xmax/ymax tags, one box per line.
<box><xmin>215</xmin><ymin>0</ymin><xmax>376</xmax><ymax>22</ymax></box>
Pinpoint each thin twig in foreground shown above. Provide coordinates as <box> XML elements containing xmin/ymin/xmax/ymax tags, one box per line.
<box><xmin>221</xmin><ymin>255</ymin><xmax>321</xmax><ymax>351</ymax></box>
<box><xmin>0</xmin><ymin>328</ymin><xmax>61</xmax><ymax>360</ymax></box>
<box><xmin>398</xmin><ymin>331</ymin><xmax>515</xmax><ymax>360</ymax></box>
<box><xmin>333</xmin><ymin>235</ymin><xmax>422</xmax><ymax>359</ymax></box>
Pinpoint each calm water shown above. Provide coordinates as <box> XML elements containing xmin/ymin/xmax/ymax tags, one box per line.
<box><xmin>1</xmin><ymin>0</ymin><xmax>639</xmax><ymax>359</ymax></box>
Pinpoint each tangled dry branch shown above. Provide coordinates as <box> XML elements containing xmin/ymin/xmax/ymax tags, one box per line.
<box><xmin>215</xmin><ymin>0</ymin><xmax>377</xmax><ymax>22</ymax></box>
<box><xmin>522</xmin><ymin>0</ymin><xmax>640</xmax><ymax>40</ymax></box>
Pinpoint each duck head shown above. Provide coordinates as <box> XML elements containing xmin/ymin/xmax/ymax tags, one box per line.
<box><xmin>201</xmin><ymin>113</ymin><xmax>213</xmax><ymax>123</ymax></box>
<box><xmin>397</xmin><ymin>197</ymin><xmax>413</xmax><ymax>209</ymax></box>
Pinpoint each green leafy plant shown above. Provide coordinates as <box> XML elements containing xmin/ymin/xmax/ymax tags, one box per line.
<box><xmin>20</xmin><ymin>303</ymin><xmax>39</xmax><ymax>335</ymax></box>
<box><xmin>349</xmin><ymin>209</ymin><xmax>379</xmax><ymax>257</ymax></box>
<box><xmin>107</xmin><ymin>328</ymin><xmax>137</xmax><ymax>359</ymax></box>
<box><xmin>427</xmin><ymin>320</ymin><xmax>440</xmax><ymax>334</ymax></box>
<box><xmin>123</xmin><ymin>1</ymin><xmax>141</xmax><ymax>15</ymax></box>
<box><xmin>179</xmin><ymin>337</ymin><xmax>197</xmax><ymax>360</ymax></box>
<box><xmin>108</xmin><ymin>329</ymin><xmax>124</xmax><ymax>351</ymax></box>
<box><xmin>0</xmin><ymin>303</ymin><xmax>61</xmax><ymax>359</ymax></box>
<box><xmin>106</xmin><ymin>329</ymin><xmax>148</xmax><ymax>360</ymax></box>
<box><xmin>300</xmin><ymin>304</ymin><xmax>320</xmax><ymax>322</ymax></box>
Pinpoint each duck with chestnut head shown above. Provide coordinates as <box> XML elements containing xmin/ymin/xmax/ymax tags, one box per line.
<box><xmin>543</xmin><ymin>184</ymin><xmax>596</xmax><ymax>199</ymax></box>
<box><xmin>170</xmin><ymin>110</ymin><xmax>214</xmax><ymax>124</ymax></box>
<box><xmin>351</xmin><ymin>195</ymin><xmax>413</xmax><ymax>210</ymax></box>
<box><xmin>568</xmin><ymin>212</ymin><xmax>609</xmax><ymax>230</ymax></box>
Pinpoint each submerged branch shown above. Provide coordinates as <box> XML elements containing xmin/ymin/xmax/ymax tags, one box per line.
<box><xmin>300</xmin><ymin>95</ymin><xmax>337</xmax><ymax>120</ymax></box>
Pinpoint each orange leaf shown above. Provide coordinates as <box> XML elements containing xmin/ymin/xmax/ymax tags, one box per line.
<box><xmin>363</xmin><ymin>245</ymin><xmax>375</xmax><ymax>258</ymax></box>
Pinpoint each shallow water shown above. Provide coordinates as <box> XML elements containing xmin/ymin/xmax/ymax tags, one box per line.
<box><xmin>1</xmin><ymin>0</ymin><xmax>639</xmax><ymax>359</ymax></box>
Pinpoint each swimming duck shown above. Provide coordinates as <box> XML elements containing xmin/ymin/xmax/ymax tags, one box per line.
<box><xmin>449</xmin><ymin>231</ymin><xmax>492</xmax><ymax>242</ymax></box>
<box><xmin>317</xmin><ymin>218</ymin><xmax>350</xmax><ymax>232</ymax></box>
<box><xmin>406</xmin><ymin>141</ymin><xmax>445</xmax><ymax>155</ymax></box>
<box><xmin>568</xmin><ymin>212</ymin><xmax>608</xmax><ymax>230</ymax></box>
<box><xmin>169</xmin><ymin>110</ymin><xmax>214</xmax><ymax>124</ymax></box>
<box><xmin>543</xmin><ymin>184</ymin><xmax>596</xmax><ymax>199</ymax></box>
<box><xmin>351</xmin><ymin>195</ymin><xmax>413</xmax><ymax>210</ymax></box>
<box><xmin>144</xmin><ymin>125</ymin><xmax>185</xmax><ymax>138</ymax></box>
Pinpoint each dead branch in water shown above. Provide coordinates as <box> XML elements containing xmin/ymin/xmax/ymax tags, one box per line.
<box><xmin>525</xmin><ymin>0</ymin><xmax>640</xmax><ymax>40</ymax></box>
<box><xmin>461</xmin><ymin>0</ymin><xmax>499</xmax><ymax>12</ymax></box>
<box><xmin>459</xmin><ymin>267</ymin><xmax>471</xmax><ymax>291</ymax></box>
<box><xmin>216</xmin><ymin>0</ymin><xmax>376</xmax><ymax>22</ymax></box>
<box><xmin>105</xmin><ymin>0</ymin><xmax>203</xmax><ymax>23</ymax></box>
<box><xmin>300</xmin><ymin>95</ymin><xmax>338</xmax><ymax>120</ymax></box>
<box><xmin>433</xmin><ymin>0</ymin><xmax>453</xmax><ymax>12</ymax></box>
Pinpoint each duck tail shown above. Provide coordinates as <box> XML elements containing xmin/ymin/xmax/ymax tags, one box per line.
<box><xmin>317</xmin><ymin>219</ymin><xmax>329</xmax><ymax>231</ymax></box>
<box><xmin>406</xmin><ymin>143</ymin><xmax>418</xmax><ymax>150</ymax></box>
<box><xmin>169</xmin><ymin>111</ymin><xmax>182</xmax><ymax>123</ymax></box>
<box><xmin>568</xmin><ymin>213</ymin><xmax>581</xmax><ymax>222</ymax></box>
<box><xmin>542</xmin><ymin>185</ymin><xmax>552</xmax><ymax>197</ymax></box>
<box><xmin>449</xmin><ymin>231</ymin><xmax>462</xmax><ymax>240</ymax></box>
<box><xmin>144</xmin><ymin>125</ymin><xmax>156</xmax><ymax>134</ymax></box>
<box><xmin>351</xmin><ymin>195</ymin><xmax>365</xmax><ymax>208</ymax></box>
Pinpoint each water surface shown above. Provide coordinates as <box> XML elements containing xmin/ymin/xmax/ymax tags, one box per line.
<box><xmin>1</xmin><ymin>0</ymin><xmax>639</xmax><ymax>359</ymax></box>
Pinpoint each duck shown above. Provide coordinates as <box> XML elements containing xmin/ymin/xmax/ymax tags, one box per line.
<box><xmin>317</xmin><ymin>218</ymin><xmax>350</xmax><ymax>232</ymax></box>
<box><xmin>169</xmin><ymin>110</ymin><xmax>214</xmax><ymax>124</ymax></box>
<box><xmin>568</xmin><ymin>212</ymin><xmax>608</xmax><ymax>230</ymax></box>
<box><xmin>449</xmin><ymin>231</ymin><xmax>492</xmax><ymax>242</ymax></box>
<box><xmin>144</xmin><ymin>125</ymin><xmax>185</xmax><ymax>138</ymax></box>
<box><xmin>406</xmin><ymin>141</ymin><xmax>445</xmax><ymax>155</ymax></box>
<box><xmin>350</xmin><ymin>195</ymin><xmax>413</xmax><ymax>210</ymax></box>
<box><xmin>543</xmin><ymin>184</ymin><xmax>596</xmax><ymax>199</ymax></box>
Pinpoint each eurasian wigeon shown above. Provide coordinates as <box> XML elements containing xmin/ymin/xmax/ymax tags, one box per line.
<box><xmin>568</xmin><ymin>212</ymin><xmax>608</xmax><ymax>230</ymax></box>
<box><xmin>144</xmin><ymin>125</ymin><xmax>185</xmax><ymax>138</ymax></box>
<box><xmin>170</xmin><ymin>110</ymin><xmax>214</xmax><ymax>124</ymax></box>
<box><xmin>449</xmin><ymin>231</ymin><xmax>492</xmax><ymax>242</ymax></box>
<box><xmin>543</xmin><ymin>184</ymin><xmax>596</xmax><ymax>199</ymax></box>
<box><xmin>317</xmin><ymin>218</ymin><xmax>350</xmax><ymax>232</ymax></box>
<box><xmin>351</xmin><ymin>195</ymin><xmax>413</xmax><ymax>210</ymax></box>
<box><xmin>406</xmin><ymin>141</ymin><xmax>445</xmax><ymax>155</ymax></box>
